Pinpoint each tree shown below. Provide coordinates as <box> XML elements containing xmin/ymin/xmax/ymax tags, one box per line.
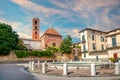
<box><xmin>16</xmin><ymin>39</ymin><xmax>27</xmax><ymax>50</ymax></box>
<box><xmin>0</xmin><ymin>22</ymin><xmax>19</xmax><ymax>55</ymax></box>
<box><xmin>60</xmin><ymin>35</ymin><xmax>72</xmax><ymax>54</ymax></box>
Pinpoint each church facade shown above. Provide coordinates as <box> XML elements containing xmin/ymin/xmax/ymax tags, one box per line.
<box><xmin>40</xmin><ymin>27</ymin><xmax>62</xmax><ymax>49</ymax></box>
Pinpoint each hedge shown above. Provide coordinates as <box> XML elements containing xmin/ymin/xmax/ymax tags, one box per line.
<box><xmin>14</xmin><ymin>50</ymin><xmax>53</xmax><ymax>58</ymax></box>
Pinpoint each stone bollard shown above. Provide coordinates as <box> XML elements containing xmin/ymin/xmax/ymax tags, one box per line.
<box><xmin>31</xmin><ymin>61</ymin><xmax>34</xmax><ymax>71</ymax></box>
<box><xmin>61</xmin><ymin>60</ymin><xmax>63</xmax><ymax>63</ymax></box>
<box><xmin>89</xmin><ymin>60</ymin><xmax>91</xmax><ymax>63</ymax></box>
<box><xmin>99</xmin><ymin>60</ymin><xmax>101</xmax><ymax>62</ymax></box>
<box><xmin>45</xmin><ymin>60</ymin><xmax>47</xmax><ymax>63</ymax></box>
<box><xmin>63</xmin><ymin>63</ymin><xmax>68</xmax><ymax>76</ymax></box>
<box><xmin>115</xmin><ymin>63</ymin><xmax>119</xmax><ymax>75</ymax></box>
<box><xmin>119</xmin><ymin>60</ymin><xmax>120</xmax><ymax>63</ymax></box>
<box><xmin>79</xmin><ymin>60</ymin><xmax>81</xmax><ymax>62</ymax></box>
<box><xmin>53</xmin><ymin>60</ymin><xmax>55</xmax><ymax>63</ymax></box>
<box><xmin>91</xmin><ymin>63</ymin><xmax>96</xmax><ymax>76</ymax></box>
<box><xmin>37</xmin><ymin>61</ymin><xmax>40</xmax><ymax>68</ymax></box>
<box><xmin>29</xmin><ymin>61</ymin><xmax>32</xmax><ymax>70</ymax></box>
<box><xmin>42</xmin><ymin>63</ymin><xmax>46</xmax><ymax>74</ymax></box>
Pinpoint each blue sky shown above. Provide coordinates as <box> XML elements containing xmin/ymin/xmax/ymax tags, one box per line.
<box><xmin>0</xmin><ymin>0</ymin><xmax>120</xmax><ymax>43</ymax></box>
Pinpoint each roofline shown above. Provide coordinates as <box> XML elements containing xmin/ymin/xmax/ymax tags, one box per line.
<box><xmin>20</xmin><ymin>38</ymin><xmax>40</xmax><ymax>42</ymax></box>
<box><xmin>79</xmin><ymin>28</ymin><xmax>107</xmax><ymax>33</ymax></box>
<box><xmin>40</xmin><ymin>33</ymin><xmax>62</xmax><ymax>39</ymax></box>
<box><xmin>79</xmin><ymin>28</ymin><xmax>120</xmax><ymax>33</ymax></box>
<box><xmin>107</xmin><ymin>28</ymin><xmax>120</xmax><ymax>33</ymax></box>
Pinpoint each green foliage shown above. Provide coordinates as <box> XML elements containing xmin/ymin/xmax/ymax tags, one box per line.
<box><xmin>75</xmin><ymin>45</ymin><xmax>81</xmax><ymax>49</ymax></box>
<box><xmin>60</xmin><ymin>35</ymin><xmax>72</xmax><ymax>54</ymax></box>
<box><xmin>109</xmin><ymin>57</ymin><xmax>120</xmax><ymax>63</ymax></box>
<box><xmin>16</xmin><ymin>39</ymin><xmax>27</xmax><ymax>50</ymax></box>
<box><xmin>0</xmin><ymin>23</ymin><xmax>19</xmax><ymax>55</ymax></box>
<box><xmin>109</xmin><ymin>57</ymin><xmax>116</xmax><ymax>63</ymax></box>
<box><xmin>14</xmin><ymin>50</ymin><xmax>30</xmax><ymax>58</ymax></box>
<box><xmin>46</xmin><ymin>46</ymin><xmax>59</xmax><ymax>53</ymax></box>
<box><xmin>14</xmin><ymin>50</ymin><xmax>53</xmax><ymax>58</ymax></box>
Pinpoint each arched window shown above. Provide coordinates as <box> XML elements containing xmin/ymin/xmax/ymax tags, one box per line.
<box><xmin>35</xmin><ymin>32</ymin><xmax>37</xmax><ymax>35</ymax></box>
<box><xmin>35</xmin><ymin>26</ymin><xmax>37</xmax><ymax>30</ymax></box>
<box><xmin>35</xmin><ymin>21</ymin><xmax>37</xmax><ymax>24</ymax></box>
<box><xmin>52</xmin><ymin>43</ymin><xmax>56</xmax><ymax>47</ymax></box>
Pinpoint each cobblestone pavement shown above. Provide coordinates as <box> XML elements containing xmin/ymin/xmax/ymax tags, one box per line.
<box><xmin>32</xmin><ymin>73</ymin><xmax>120</xmax><ymax>80</ymax></box>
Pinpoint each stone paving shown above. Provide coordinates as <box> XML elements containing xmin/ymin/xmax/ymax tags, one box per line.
<box><xmin>32</xmin><ymin>73</ymin><xmax>120</xmax><ymax>80</ymax></box>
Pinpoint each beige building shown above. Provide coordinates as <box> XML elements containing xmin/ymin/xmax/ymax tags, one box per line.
<box><xmin>107</xmin><ymin>28</ymin><xmax>120</xmax><ymax>58</ymax></box>
<box><xmin>79</xmin><ymin>28</ymin><xmax>120</xmax><ymax>60</ymax></box>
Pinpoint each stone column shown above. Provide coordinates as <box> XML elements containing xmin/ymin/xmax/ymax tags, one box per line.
<box><xmin>37</xmin><ymin>61</ymin><xmax>40</xmax><ymax>68</ymax></box>
<box><xmin>63</xmin><ymin>63</ymin><xmax>68</xmax><ymax>76</ymax></box>
<box><xmin>42</xmin><ymin>63</ymin><xmax>46</xmax><ymax>74</ymax></box>
<box><xmin>29</xmin><ymin>61</ymin><xmax>32</xmax><ymax>70</ymax></box>
<box><xmin>119</xmin><ymin>60</ymin><xmax>120</xmax><ymax>63</ymax></box>
<box><xmin>115</xmin><ymin>63</ymin><xmax>119</xmax><ymax>75</ymax></box>
<box><xmin>31</xmin><ymin>61</ymin><xmax>34</xmax><ymax>71</ymax></box>
<box><xmin>99</xmin><ymin>60</ymin><xmax>101</xmax><ymax>62</ymax></box>
<box><xmin>53</xmin><ymin>60</ymin><xmax>55</xmax><ymax>63</ymax></box>
<box><xmin>91</xmin><ymin>63</ymin><xmax>96</xmax><ymax>76</ymax></box>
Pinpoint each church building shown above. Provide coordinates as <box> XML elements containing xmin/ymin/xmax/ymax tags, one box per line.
<box><xmin>22</xmin><ymin>18</ymin><xmax>62</xmax><ymax>50</ymax></box>
<box><xmin>40</xmin><ymin>27</ymin><xmax>62</xmax><ymax>49</ymax></box>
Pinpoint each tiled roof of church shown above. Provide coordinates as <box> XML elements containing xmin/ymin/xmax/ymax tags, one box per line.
<box><xmin>44</xmin><ymin>27</ymin><xmax>61</xmax><ymax>35</ymax></box>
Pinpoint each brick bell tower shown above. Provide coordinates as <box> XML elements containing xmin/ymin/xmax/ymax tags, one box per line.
<box><xmin>32</xmin><ymin>18</ymin><xmax>40</xmax><ymax>40</ymax></box>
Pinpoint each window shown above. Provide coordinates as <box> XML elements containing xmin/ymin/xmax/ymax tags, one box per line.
<box><xmin>35</xmin><ymin>21</ymin><xmax>37</xmax><ymax>24</ymax></box>
<box><xmin>112</xmin><ymin>36</ymin><xmax>116</xmax><ymax>47</ymax></box>
<box><xmin>101</xmin><ymin>44</ymin><xmax>104</xmax><ymax>50</ymax></box>
<box><xmin>92</xmin><ymin>34</ymin><xmax>95</xmax><ymax>41</ymax></box>
<box><xmin>100</xmin><ymin>36</ymin><xmax>104</xmax><ymax>42</ymax></box>
<box><xmin>35</xmin><ymin>32</ymin><xmax>37</xmax><ymax>34</ymax></box>
<box><xmin>35</xmin><ymin>26</ymin><xmax>37</xmax><ymax>30</ymax></box>
<box><xmin>92</xmin><ymin>43</ymin><xmax>96</xmax><ymax>50</ymax></box>
<box><xmin>82</xmin><ymin>35</ymin><xmax>85</xmax><ymax>41</ymax></box>
<box><xmin>83</xmin><ymin>45</ymin><xmax>86</xmax><ymax>51</ymax></box>
<box><xmin>83</xmin><ymin>45</ymin><xmax>86</xmax><ymax>58</ymax></box>
<box><xmin>52</xmin><ymin>43</ymin><xmax>56</xmax><ymax>47</ymax></box>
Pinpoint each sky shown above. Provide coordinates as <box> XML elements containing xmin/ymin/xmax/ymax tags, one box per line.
<box><xmin>0</xmin><ymin>0</ymin><xmax>120</xmax><ymax>43</ymax></box>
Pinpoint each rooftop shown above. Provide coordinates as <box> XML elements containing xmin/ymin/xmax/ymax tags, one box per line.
<box><xmin>79</xmin><ymin>28</ymin><xmax>120</xmax><ymax>33</ymax></box>
<box><xmin>44</xmin><ymin>27</ymin><xmax>61</xmax><ymax>36</ymax></box>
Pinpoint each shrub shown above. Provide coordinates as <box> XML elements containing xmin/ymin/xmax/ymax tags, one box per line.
<box><xmin>14</xmin><ymin>50</ymin><xmax>53</xmax><ymax>58</ymax></box>
<box><xmin>14</xmin><ymin>50</ymin><xmax>30</xmax><ymax>58</ymax></box>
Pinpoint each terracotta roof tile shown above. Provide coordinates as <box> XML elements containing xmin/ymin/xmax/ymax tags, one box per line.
<box><xmin>44</xmin><ymin>27</ymin><xmax>60</xmax><ymax>35</ymax></box>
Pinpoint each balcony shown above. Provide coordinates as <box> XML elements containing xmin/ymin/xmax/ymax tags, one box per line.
<box><xmin>89</xmin><ymin>50</ymin><xmax>107</xmax><ymax>55</ymax></box>
<box><xmin>107</xmin><ymin>43</ymin><xmax>120</xmax><ymax>50</ymax></box>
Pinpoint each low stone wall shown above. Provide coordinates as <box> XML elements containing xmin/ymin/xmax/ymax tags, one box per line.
<box><xmin>0</xmin><ymin>52</ymin><xmax>56</xmax><ymax>63</ymax></box>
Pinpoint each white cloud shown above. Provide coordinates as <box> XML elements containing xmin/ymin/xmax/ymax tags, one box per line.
<box><xmin>11</xmin><ymin>0</ymin><xmax>62</xmax><ymax>17</ymax></box>
<box><xmin>54</xmin><ymin>26</ymin><xmax>80</xmax><ymax>39</ymax></box>
<box><xmin>18</xmin><ymin>32</ymin><xmax>31</xmax><ymax>39</ymax></box>
<box><xmin>73</xmin><ymin>0</ymin><xmax>119</xmax><ymax>12</ymax></box>
<box><xmin>0</xmin><ymin>18</ymin><xmax>22</xmax><ymax>30</ymax></box>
